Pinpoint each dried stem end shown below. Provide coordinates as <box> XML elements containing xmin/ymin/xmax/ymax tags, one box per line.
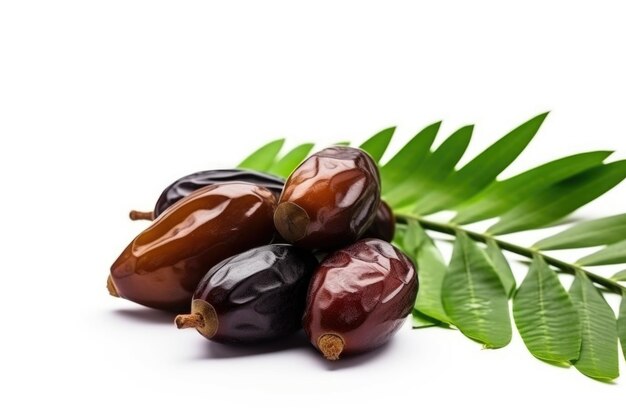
<box><xmin>129</xmin><ymin>210</ymin><xmax>155</xmax><ymax>221</ymax></box>
<box><xmin>107</xmin><ymin>275</ymin><xmax>119</xmax><ymax>298</ymax></box>
<box><xmin>274</xmin><ymin>202</ymin><xmax>309</xmax><ymax>242</ymax></box>
<box><xmin>175</xmin><ymin>313</ymin><xmax>204</xmax><ymax>329</ymax></box>
<box><xmin>175</xmin><ymin>299</ymin><xmax>218</xmax><ymax>339</ymax></box>
<box><xmin>318</xmin><ymin>334</ymin><xmax>345</xmax><ymax>361</ymax></box>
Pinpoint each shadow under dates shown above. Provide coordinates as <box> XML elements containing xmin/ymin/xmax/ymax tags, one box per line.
<box><xmin>191</xmin><ymin>329</ymin><xmax>395</xmax><ymax>369</ymax></box>
<box><xmin>111</xmin><ymin>309</ymin><xmax>396</xmax><ymax>368</ymax></box>
<box><xmin>194</xmin><ymin>331</ymin><xmax>311</xmax><ymax>359</ymax></box>
<box><xmin>111</xmin><ymin>308</ymin><xmax>177</xmax><ymax>325</ymax></box>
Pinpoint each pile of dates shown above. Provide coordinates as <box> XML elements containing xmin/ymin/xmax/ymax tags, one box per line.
<box><xmin>109</xmin><ymin>146</ymin><xmax>418</xmax><ymax>360</ymax></box>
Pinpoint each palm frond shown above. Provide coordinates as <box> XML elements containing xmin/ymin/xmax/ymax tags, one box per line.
<box><xmin>238</xmin><ymin>113</ymin><xmax>626</xmax><ymax>381</ymax></box>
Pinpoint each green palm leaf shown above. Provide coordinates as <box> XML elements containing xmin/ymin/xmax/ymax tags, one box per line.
<box><xmin>411</xmin><ymin>113</ymin><xmax>547</xmax><ymax>215</ymax></box>
<box><xmin>380</xmin><ymin>122</ymin><xmax>441</xmax><ymax>196</ymax></box>
<box><xmin>617</xmin><ymin>292</ymin><xmax>626</xmax><ymax>359</ymax></box>
<box><xmin>268</xmin><ymin>143</ymin><xmax>315</xmax><ymax>178</ymax></box>
<box><xmin>237</xmin><ymin>113</ymin><xmax>626</xmax><ymax>381</ymax></box>
<box><xmin>442</xmin><ymin>231</ymin><xmax>511</xmax><ymax>348</ymax></box>
<box><xmin>577</xmin><ymin>240</ymin><xmax>626</xmax><ymax>266</ymax></box>
<box><xmin>383</xmin><ymin>125</ymin><xmax>473</xmax><ymax>209</ymax></box>
<box><xmin>421</xmin><ymin>125</ymin><xmax>473</xmax><ymax>181</ymax></box>
<box><xmin>237</xmin><ymin>138</ymin><xmax>284</xmax><ymax>171</ymax></box>
<box><xmin>512</xmin><ymin>256</ymin><xmax>580</xmax><ymax>364</ymax></box>
<box><xmin>485</xmin><ymin>238</ymin><xmax>516</xmax><ymax>298</ymax></box>
<box><xmin>534</xmin><ymin>213</ymin><xmax>626</xmax><ymax>250</ymax></box>
<box><xmin>359</xmin><ymin>127</ymin><xmax>395</xmax><ymax>163</ymax></box>
<box><xmin>489</xmin><ymin>161</ymin><xmax>626</xmax><ymax>235</ymax></box>
<box><xmin>569</xmin><ymin>271</ymin><xmax>619</xmax><ymax>380</ymax></box>
<box><xmin>453</xmin><ymin>152</ymin><xmax>611</xmax><ymax>225</ymax></box>
<box><xmin>412</xmin><ymin>310</ymin><xmax>441</xmax><ymax>329</ymax></box>
<box><xmin>404</xmin><ymin>221</ymin><xmax>450</xmax><ymax>324</ymax></box>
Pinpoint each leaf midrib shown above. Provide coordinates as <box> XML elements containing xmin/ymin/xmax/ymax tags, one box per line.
<box><xmin>578</xmin><ymin>277</ymin><xmax>600</xmax><ymax>373</ymax></box>
<box><xmin>536</xmin><ymin>263</ymin><xmax>553</xmax><ymax>358</ymax></box>
<box><xmin>396</xmin><ymin>213</ymin><xmax>625</xmax><ymax>294</ymax></box>
<box><xmin>461</xmin><ymin>235</ymin><xmax>487</xmax><ymax>341</ymax></box>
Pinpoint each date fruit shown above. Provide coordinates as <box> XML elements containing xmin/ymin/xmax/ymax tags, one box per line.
<box><xmin>175</xmin><ymin>244</ymin><xmax>318</xmax><ymax>343</ymax></box>
<box><xmin>274</xmin><ymin>146</ymin><xmax>380</xmax><ymax>250</ymax></box>
<box><xmin>363</xmin><ymin>200</ymin><xmax>395</xmax><ymax>242</ymax></box>
<box><xmin>303</xmin><ymin>238</ymin><xmax>418</xmax><ymax>360</ymax></box>
<box><xmin>129</xmin><ymin>169</ymin><xmax>284</xmax><ymax>221</ymax></box>
<box><xmin>108</xmin><ymin>182</ymin><xmax>276</xmax><ymax>312</ymax></box>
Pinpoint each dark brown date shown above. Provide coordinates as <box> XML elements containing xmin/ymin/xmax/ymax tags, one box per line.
<box><xmin>129</xmin><ymin>169</ymin><xmax>284</xmax><ymax>221</ymax></box>
<box><xmin>303</xmin><ymin>238</ymin><xmax>418</xmax><ymax>360</ymax></box>
<box><xmin>175</xmin><ymin>244</ymin><xmax>318</xmax><ymax>343</ymax></box>
<box><xmin>274</xmin><ymin>146</ymin><xmax>380</xmax><ymax>250</ymax></box>
<box><xmin>108</xmin><ymin>182</ymin><xmax>277</xmax><ymax>312</ymax></box>
<box><xmin>363</xmin><ymin>200</ymin><xmax>395</xmax><ymax>242</ymax></box>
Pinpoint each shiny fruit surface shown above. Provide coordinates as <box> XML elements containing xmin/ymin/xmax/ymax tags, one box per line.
<box><xmin>303</xmin><ymin>238</ymin><xmax>418</xmax><ymax>359</ymax></box>
<box><xmin>110</xmin><ymin>182</ymin><xmax>277</xmax><ymax>311</ymax></box>
<box><xmin>274</xmin><ymin>146</ymin><xmax>380</xmax><ymax>249</ymax></box>
<box><xmin>177</xmin><ymin>244</ymin><xmax>318</xmax><ymax>343</ymax></box>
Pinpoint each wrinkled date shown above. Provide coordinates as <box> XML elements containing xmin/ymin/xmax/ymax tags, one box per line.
<box><xmin>175</xmin><ymin>244</ymin><xmax>318</xmax><ymax>343</ymax></box>
<box><xmin>129</xmin><ymin>169</ymin><xmax>285</xmax><ymax>220</ymax></box>
<box><xmin>109</xmin><ymin>182</ymin><xmax>277</xmax><ymax>312</ymax></box>
<box><xmin>274</xmin><ymin>147</ymin><xmax>381</xmax><ymax>250</ymax></box>
<box><xmin>303</xmin><ymin>238</ymin><xmax>418</xmax><ymax>360</ymax></box>
<box><xmin>363</xmin><ymin>200</ymin><xmax>395</xmax><ymax>242</ymax></box>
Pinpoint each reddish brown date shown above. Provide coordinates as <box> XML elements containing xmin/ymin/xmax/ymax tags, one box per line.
<box><xmin>274</xmin><ymin>146</ymin><xmax>380</xmax><ymax>250</ymax></box>
<box><xmin>108</xmin><ymin>182</ymin><xmax>277</xmax><ymax>312</ymax></box>
<box><xmin>303</xmin><ymin>238</ymin><xmax>418</xmax><ymax>360</ymax></box>
<box><xmin>363</xmin><ymin>200</ymin><xmax>395</xmax><ymax>242</ymax></box>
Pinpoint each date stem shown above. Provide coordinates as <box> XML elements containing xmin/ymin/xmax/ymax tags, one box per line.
<box><xmin>318</xmin><ymin>334</ymin><xmax>345</xmax><ymax>360</ymax></box>
<box><xmin>175</xmin><ymin>313</ymin><xmax>205</xmax><ymax>329</ymax></box>
<box><xmin>107</xmin><ymin>275</ymin><xmax>119</xmax><ymax>297</ymax></box>
<box><xmin>129</xmin><ymin>210</ymin><xmax>155</xmax><ymax>221</ymax></box>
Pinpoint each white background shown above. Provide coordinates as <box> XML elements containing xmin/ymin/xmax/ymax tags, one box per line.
<box><xmin>1</xmin><ymin>1</ymin><xmax>625</xmax><ymax>416</ymax></box>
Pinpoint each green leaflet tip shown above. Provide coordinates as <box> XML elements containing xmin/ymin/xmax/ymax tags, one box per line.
<box><xmin>237</xmin><ymin>138</ymin><xmax>286</xmax><ymax>171</ymax></box>
<box><xmin>364</xmin><ymin>126</ymin><xmax>396</xmax><ymax>139</ymax></box>
<box><xmin>268</xmin><ymin>138</ymin><xmax>285</xmax><ymax>145</ymax></box>
<box><xmin>419</xmin><ymin>120</ymin><xmax>443</xmax><ymax>131</ymax></box>
<box><xmin>537</xmin><ymin>111</ymin><xmax>550</xmax><ymax>120</ymax></box>
<box><xmin>521</xmin><ymin>111</ymin><xmax>549</xmax><ymax>128</ymax></box>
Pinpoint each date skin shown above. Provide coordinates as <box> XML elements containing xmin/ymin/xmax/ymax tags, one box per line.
<box><xmin>109</xmin><ymin>182</ymin><xmax>277</xmax><ymax>312</ymax></box>
<box><xmin>303</xmin><ymin>238</ymin><xmax>418</xmax><ymax>360</ymax></box>
<box><xmin>363</xmin><ymin>200</ymin><xmax>395</xmax><ymax>242</ymax></box>
<box><xmin>274</xmin><ymin>146</ymin><xmax>381</xmax><ymax>250</ymax></box>
<box><xmin>176</xmin><ymin>244</ymin><xmax>318</xmax><ymax>343</ymax></box>
<box><xmin>130</xmin><ymin>169</ymin><xmax>284</xmax><ymax>220</ymax></box>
